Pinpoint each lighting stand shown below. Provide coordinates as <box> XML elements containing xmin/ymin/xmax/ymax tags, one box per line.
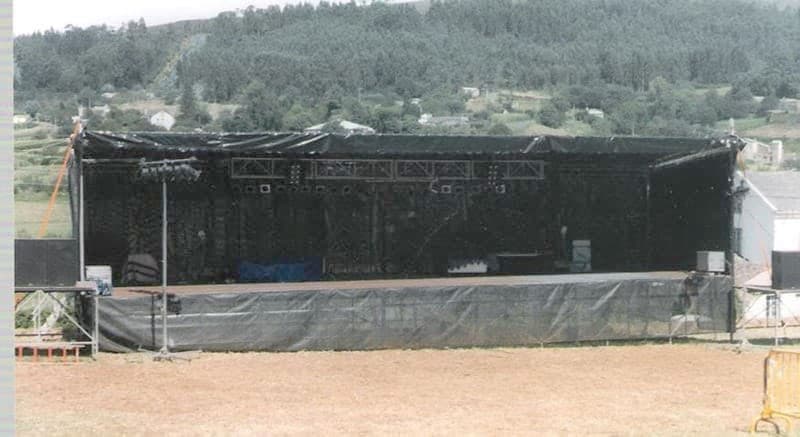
<box><xmin>137</xmin><ymin>158</ymin><xmax>201</xmax><ymax>362</ymax></box>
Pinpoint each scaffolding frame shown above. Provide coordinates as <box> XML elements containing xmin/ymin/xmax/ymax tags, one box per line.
<box><xmin>14</xmin><ymin>284</ymin><xmax>99</xmax><ymax>359</ymax></box>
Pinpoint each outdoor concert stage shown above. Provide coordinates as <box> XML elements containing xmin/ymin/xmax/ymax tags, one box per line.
<box><xmin>75</xmin><ymin>132</ymin><xmax>743</xmax><ymax>352</ymax></box>
<box><xmin>92</xmin><ymin>271</ymin><xmax>732</xmax><ymax>353</ymax></box>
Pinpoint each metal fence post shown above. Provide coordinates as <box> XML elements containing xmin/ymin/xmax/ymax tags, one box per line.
<box><xmin>93</xmin><ymin>291</ymin><xmax>99</xmax><ymax>357</ymax></box>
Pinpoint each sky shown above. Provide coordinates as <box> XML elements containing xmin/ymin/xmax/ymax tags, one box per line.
<box><xmin>13</xmin><ymin>0</ymin><xmax>362</xmax><ymax>36</ymax></box>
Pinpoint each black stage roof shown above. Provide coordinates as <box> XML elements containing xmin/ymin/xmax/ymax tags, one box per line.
<box><xmin>78</xmin><ymin>131</ymin><xmax>743</xmax><ymax>160</ymax></box>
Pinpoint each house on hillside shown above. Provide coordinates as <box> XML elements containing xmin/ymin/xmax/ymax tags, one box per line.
<box><xmin>149</xmin><ymin>110</ymin><xmax>176</xmax><ymax>131</ymax></box>
<box><xmin>13</xmin><ymin>114</ymin><xmax>29</xmax><ymax>124</ymax></box>
<box><xmin>418</xmin><ymin>113</ymin><xmax>469</xmax><ymax>127</ymax></box>
<box><xmin>779</xmin><ymin>98</ymin><xmax>800</xmax><ymax>114</ymax></box>
<box><xmin>461</xmin><ymin>87</ymin><xmax>480</xmax><ymax>98</ymax></box>
<box><xmin>89</xmin><ymin>104</ymin><xmax>111</xmax><ymax>117</ymax></box>
<box><xmin>741</xmin><ymin>138</ymin><xmax>783</xmax><ymax>168</ymax></box>
<box><xmin>305</xmin><ymin>120</ymin><xmax>375</xmax><ymax>135</ymax></box>
<box><xmin>586</xmin><ymin>108</ymin><xmax>605</xmax><ymax>119</ymax></box>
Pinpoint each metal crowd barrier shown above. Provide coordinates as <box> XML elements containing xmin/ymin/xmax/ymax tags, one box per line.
<box><xmin>751</xmin><ymin>349</ymin><xmax>800</xmax><ymax>434</ymax></box>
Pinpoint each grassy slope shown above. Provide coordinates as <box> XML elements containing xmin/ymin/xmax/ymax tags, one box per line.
<box><xmin>14</xmin><ymin>123</ymin><xmax>72</xmax><ymax>238</ymax></box>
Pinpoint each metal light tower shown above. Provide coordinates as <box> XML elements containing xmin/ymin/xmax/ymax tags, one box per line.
<box><xmin>136</xmin><ymin>157</ymin><xmax>201</xmax><ymax>361</ymax></box>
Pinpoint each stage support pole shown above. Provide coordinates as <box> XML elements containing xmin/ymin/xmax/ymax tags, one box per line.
<box><xmin>160</xmin><ymin>178</ymin><xmax>169</xmax><ymax>355</ymax></box>
<box><xmin>728</xmin><ymin>146</ymin><xmax>738</xmax><ymax>343</ymax></box>
<box><xmin>79</xmin><ymin>161</ymin><xmax>85</xmax><ymax>281</ymax></box>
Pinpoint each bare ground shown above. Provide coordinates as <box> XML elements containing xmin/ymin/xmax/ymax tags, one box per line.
<box><xmin>16</xmin><ymin>344</ymin><xmax>770</xmax><ymax>436</ymax></box>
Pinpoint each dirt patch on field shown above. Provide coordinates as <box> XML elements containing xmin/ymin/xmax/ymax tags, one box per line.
<box><xmin>16</xmin><ymin>345</ymin><xmax>769</xmax><ymax>436</ymax></box>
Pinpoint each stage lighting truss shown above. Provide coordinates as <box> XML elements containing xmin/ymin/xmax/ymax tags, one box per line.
<box><xmin>230</xmin><ymin>158</ymin><xmax>544</xmax><ymax>182</ymax></box>
<box><xmin>137</xmin><ymin>158</ymin><xmax>202</xmax><ymax>183</ymax></box>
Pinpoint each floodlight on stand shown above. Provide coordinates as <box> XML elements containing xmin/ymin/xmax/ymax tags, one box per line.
<box><xmin>135</xmin><ymin>157</ymin><xmax>202</xmax><ymax>362</ymax></box>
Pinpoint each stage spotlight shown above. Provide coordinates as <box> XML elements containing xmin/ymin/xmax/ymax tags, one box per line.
<box><xmin>441</xmin><ymin>185</ymin><xmax>452</xmax><ymax>194</ymax></box>
<box><xmin>471</xmin><ymin>185</ymin><xmax>483</xmax><ymax>194</ymax></box>
<box><xmin>275</xmin><ymin>185</ymin><xmax>287</xmax><ymax>193</ymax></box>
<box><xmin>301</xmin><ymin>185</ymin><xmax>312</xmax><ymax>193</ymax></box>
<box><xmin>315</xmin><ymin>185</ymin><xmax>327</xmax><ymax>193</ymax></box>
<box><xmin>259</xmin><ymin>184</ymin><xmax>271</xmax><ymax>194</ymax></box>
<box><xmin>454</xmin><ymin>185</ymin><xmax>465</xmax><ymax>194</ymax></box>
<box><xmin>245</xmin><ymin>185</ymin><xmax>257</xmax><ymax>194</ymax></box>
<box><xmin>289</xmin><ymin>186</ymin><xmax>299</xmax><ymax>193</ymax></box>
<box><xmin>495</xmin><ymin>184</ymin><xmax>506</xmax><ymax>194</ymax></box>
<box><xmin>341</xmin><ymin>185</ymin><xmax>352</xmax><ymax>195</ymax></box>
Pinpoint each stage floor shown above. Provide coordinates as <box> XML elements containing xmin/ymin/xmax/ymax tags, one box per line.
<box><xmin>111</xmin><ymin>271</ymin><xmax>690</xmax><ymax>298</ymax></box>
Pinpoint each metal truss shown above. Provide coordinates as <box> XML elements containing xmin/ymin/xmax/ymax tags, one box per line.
<box><xmin>230</xmin><ymin>158</ymin><xmax>545</xmax><ymax>181</ymax></box>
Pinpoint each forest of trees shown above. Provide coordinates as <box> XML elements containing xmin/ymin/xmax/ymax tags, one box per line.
<box><xmin>13</xmin><ymin>0</ymin><xmax>800</xmax><ymax>136</ymax></box>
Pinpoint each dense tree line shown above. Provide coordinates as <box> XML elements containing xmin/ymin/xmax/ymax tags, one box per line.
<box><xmin>177</xmin><ymin>0</ymin><xmax>800</xmax><ymax>102</ymax></box>
<box><xmin>12</xmin><ymin>0</ymin><xmax>800</xmax><ymax>136</ymax></box>
<box><xmin>16</xmin><ymin>1</ymin><xmax>800</xmax><ymax>100</ymax></box>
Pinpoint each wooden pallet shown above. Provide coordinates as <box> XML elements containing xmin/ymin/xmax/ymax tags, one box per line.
<box><xmin>15</xmin><ymin>342</ymin><xmax>85</xmax><ymax>363</ymax></box>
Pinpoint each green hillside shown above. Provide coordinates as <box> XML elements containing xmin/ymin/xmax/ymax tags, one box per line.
<box><xmin>11</xmin><ymin>0</ymin><xmax>800</xmax><ymax>159</ymax></box>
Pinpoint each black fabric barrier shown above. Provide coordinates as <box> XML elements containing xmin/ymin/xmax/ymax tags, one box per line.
<box><xmin>15</xmin><ymin>239</ymin><xmax>80</xmax><ymax>287</ymax></box>
<box><xmin>86</xmin><ymin>272</ymin><xmax>732</xmax><ymax>352</ymax></box>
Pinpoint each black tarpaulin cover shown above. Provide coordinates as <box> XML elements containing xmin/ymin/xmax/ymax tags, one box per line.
<box><xmin>79</xmin><ymin>131</ymin><xmax>738</xmax><ymax>159</ymax></box>
<box><xmin>87</xmin><ymin>272</ymin><xmax>731</xmax><ymax>352</ymax></box>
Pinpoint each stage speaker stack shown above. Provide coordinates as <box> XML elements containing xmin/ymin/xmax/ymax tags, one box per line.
<box><xmin>772</xmin><ymin>251</ymin><xmax>800</xmax><ymax>290</ymax></box>
<box><xmin>14</xmin><ymin>239</ymin><xmax>79</xmax><ymax>287</ymax></box>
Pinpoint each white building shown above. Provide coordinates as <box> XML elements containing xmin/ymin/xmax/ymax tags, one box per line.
<box><xmin>149</xmin><ymin>110</ymin><xmax>176</xmax><ymax>131</ymax></box>
<box><xmin>736</xmin><ymin>171</ymin><xmax>800</xmax><ymax>326</ymax></box>
<box><xmin>13</xmin><ymin>114</ymin><xmax>29</xmax><ymax>124</ymax></box>
<box><xmin>85</xmin><ymin>104</ymin><xmax>111</xmax><ymax>117</ymax></box>
<box><xmin>418</xmin><ymin>113</ymin><xmax>469</xmax><ymax>127</ymax></box>
<box><xmin>735</xmin><ymin>171</ymin><xmax>800</xmax><ymax>265</ymax></box>
<box><xmin>778</xmin><ymin>98</ymin><xmax>800</xmax><ymax>114</ymax></box>
<box><xmin>461</xmin><ymin>87</ymin><xmax>480</xmax><ymax>98</ymax></box>
<box><xmin>741</xmin><ymin>138</ymin><xmax>783</xmax><ymax>168</ymax></box>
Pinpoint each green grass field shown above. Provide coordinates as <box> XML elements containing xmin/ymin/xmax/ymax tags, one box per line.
<box><xmin>715</xmin><ymin>116</ymin><xmax>770</xmax><ymax>132</ymax></box>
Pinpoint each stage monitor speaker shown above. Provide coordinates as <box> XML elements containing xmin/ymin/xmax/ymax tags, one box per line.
<box><xmin>772</xmin><ymin>251</ymin><xmax>800</xmax><ymax>290</ymax></box>
<box><xmin>15</xmin><ymin>239</ymin><xmax>79</xmax><ymax>287</ymax></box>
